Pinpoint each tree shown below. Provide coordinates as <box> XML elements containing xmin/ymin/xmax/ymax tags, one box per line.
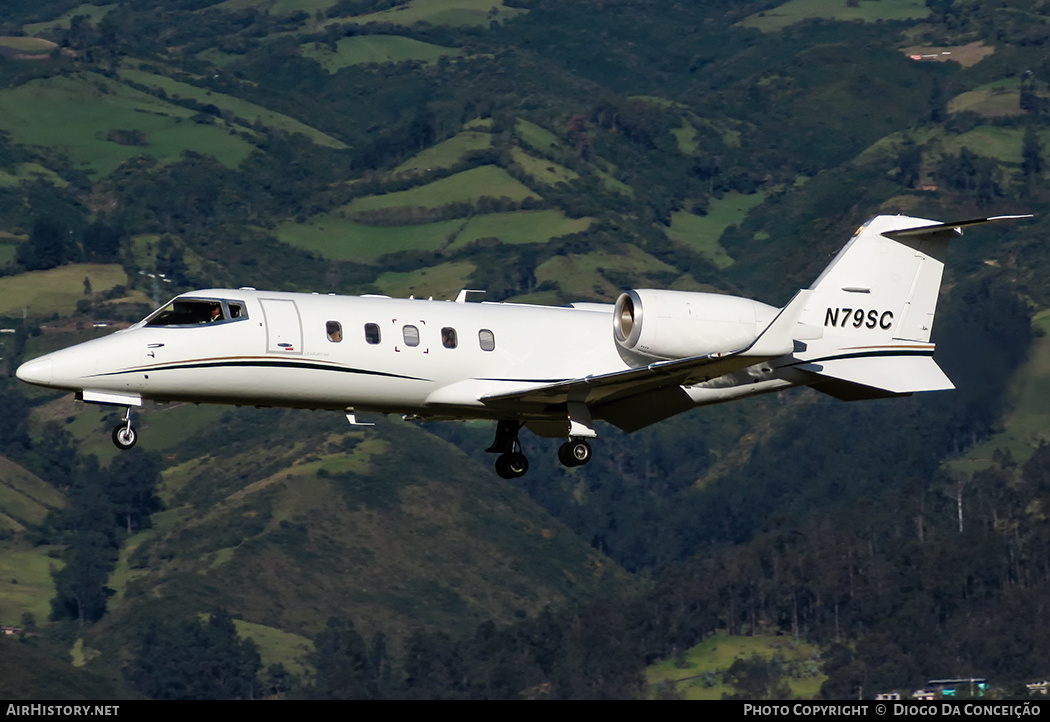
<box><xmin>1022</xmin><ymin>125</ymin><xmax>1043</xmax><ymax>178</ymax></box>
<box><xmin>309</xmin><ymin>616</ymin><xmax>374</xmax><ymax>699</ymax></box>
<box><xmin>125</xmin><ymin>609</ymin><xmax>261</xmax><ymax>699</ymax></box>
<box><xmin>17</xmin><ymin>218</ymin><xmax>76</xmax><ymax>271</ymax></box>
<box><xmin>106</xmin><ymin>451</ymin><xmax>164</xmax><ymax>534</ymax></box>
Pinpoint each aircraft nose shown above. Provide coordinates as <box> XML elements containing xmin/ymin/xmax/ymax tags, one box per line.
<box><xmin>16</xmin><ymin>356</ymin><xmax>53</xmax><ymax>386</ymax></box>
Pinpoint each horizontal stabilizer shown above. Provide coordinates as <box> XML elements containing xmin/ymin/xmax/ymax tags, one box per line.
<box><xmin>881</xmin><ymin>214</ymin><xmax>1033</xmax><ymax>241</ymax></box>
<box><xmin>796</xmin><ymin>354</ymin><xmax>954</xmax><ymax>395</ymax></box>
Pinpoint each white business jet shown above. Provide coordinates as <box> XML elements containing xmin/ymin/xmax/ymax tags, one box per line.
<box><xmin>16</xmin><ymin>214</ymin><xmax>1029</xmax><ymax>478</ymax></box>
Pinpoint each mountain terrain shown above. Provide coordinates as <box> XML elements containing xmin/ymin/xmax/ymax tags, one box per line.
<box><xmin>0</xmin><ymin>0</ymin><xmax>1049</xmax><ymax>699</ymax></box>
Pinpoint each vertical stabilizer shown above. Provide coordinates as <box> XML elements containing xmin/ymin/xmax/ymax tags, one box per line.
<box><xmin>787</xmin><ymin>214</ymin><xmax>1030</xmax><ymax>397</ymax></box>
<box><xmin>801</xmin><ymin>215</ymin><xmax>951</xmax><ymax>344</ymax></box>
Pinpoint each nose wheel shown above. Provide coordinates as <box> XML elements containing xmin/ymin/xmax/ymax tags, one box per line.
<box><xmin>487</xmin><ymin>420</ymin><xmax>529</xmax><ymax>479</ymax></box>
<box><xmin>111</xmin><ymin>408</ymin><xmax>137</xmax><ymax>450</ymax></box>
<box><xmin>495</xmin><ymin>451</ymin><xmax>528</xmax><ymax>479</ymax></box>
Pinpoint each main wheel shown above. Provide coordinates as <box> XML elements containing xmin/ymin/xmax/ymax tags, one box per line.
<box><xmin>558</xmin><ymin>440</ymin><xmax>592</xmax><ymax>467</ymax></box>
<box><xmin>495</xmin><ymin>452</ymin><xmax>529</xmax><ymax>479</ymax></box>
<box><xmin>112</xmin><ymin>423</ymin><xmax>137</xmax><ymax>450</ymax></box>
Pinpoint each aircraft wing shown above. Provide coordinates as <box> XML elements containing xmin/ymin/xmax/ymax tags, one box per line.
<box><xmin>480</xmin><ymin>289</ymin><xmax>813</xmax><ymax>408</ymax></box>
<box><xmin>479</xmin><ymin>351</ymin><xmax>761</xmax><ymax>408</ymax></box>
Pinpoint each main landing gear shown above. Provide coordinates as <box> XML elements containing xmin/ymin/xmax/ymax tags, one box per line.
<box><xmin>111</xmin><ymin>407</ymin><xmax>137</xmax><ymax>450</ymax></box>
<box><xmin>486</xmin><ymin>420</ymin><xmax>594</xmax><ymax>478</ymax></box>
<box><xmin>558</xmin><ymin>438</ymin><xmax>592</xmax><ymax>468</ymax></box>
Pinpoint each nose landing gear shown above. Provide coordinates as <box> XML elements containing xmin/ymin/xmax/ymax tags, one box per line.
<box><xmin>487</xmin><ymin>420</ymin><xmax>528</xmax><ymax>479</ymax></box>
<box><xmin>112</xmin><ymin>408</ymin><xmax>137</xmax><ymax>450</ymax></box>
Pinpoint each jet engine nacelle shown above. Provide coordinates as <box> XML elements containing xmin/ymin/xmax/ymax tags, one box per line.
<box><xmin>613</xmin><ymin>289</ymin><xmax>779</xmax><ymax>361</ymax></box>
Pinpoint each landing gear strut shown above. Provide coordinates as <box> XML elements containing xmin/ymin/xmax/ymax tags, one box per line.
<box><xmin>558</xmin><ymin>438</ymin><xmax>592</xmax><ymax>468</ymax></box>
<box><xmin>487</xmin><ymin>420</ymin><xmax>528</xmax><ymax>479</ymax></box>
<box><xmin>111</xmin><ymin>408</ymin><xmax>137</xmax><ymax>450</ymax></box>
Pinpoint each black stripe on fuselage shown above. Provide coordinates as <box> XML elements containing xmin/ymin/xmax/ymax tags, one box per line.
<box><xmin>89</xmin><ymin>358</ymin><xmax>430</xmax><ymax>382</ymax></box>
<box><xmin>475</xmin><ymin>377</ymin><xmax>571</xmax><ymax>384</ymax></box>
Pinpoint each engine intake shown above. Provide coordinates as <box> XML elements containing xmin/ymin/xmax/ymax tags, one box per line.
<box><xmin>613</xmin><ymin>289</ymin><xmax>778</xmax><ymax>361</ymax></box>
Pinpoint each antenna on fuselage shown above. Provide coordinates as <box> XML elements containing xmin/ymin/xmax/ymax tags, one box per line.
<box><xmin>455</xmin><ymin>289</ymin><xmax>486</xmax><ymax>303</ymax></box>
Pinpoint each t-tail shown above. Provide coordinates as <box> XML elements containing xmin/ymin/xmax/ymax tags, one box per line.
<box><xmin>782</xmin><ymin>214</ymin><xmax>1031</xmax><ymax>400</ymax></box>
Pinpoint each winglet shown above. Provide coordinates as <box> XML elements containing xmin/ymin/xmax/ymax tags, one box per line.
<box><xmin>745</xmin><ymin>289</ymin><xmax>813</xmax><ymax>358</ymax></box>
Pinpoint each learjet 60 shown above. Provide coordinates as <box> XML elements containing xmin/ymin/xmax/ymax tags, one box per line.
<box><xmin>16</xmin><ymin>214</ymin><xmax>1030</xmax><ymax>478</ymax></box>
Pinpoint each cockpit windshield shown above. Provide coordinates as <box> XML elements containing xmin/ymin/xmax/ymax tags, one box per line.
<box><xmin>144</xmin><ymin>298</ymin><xmax>247</xmax><ymax>327</ymax></box>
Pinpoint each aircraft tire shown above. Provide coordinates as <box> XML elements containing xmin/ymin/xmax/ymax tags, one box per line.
<box><xmin>558</xmin><ymin>442</ymin><xmax>576</xmax><ymax>467</ymax></box>
<box><xmin>112</xmin><ymin>423</ymin><xmax>137</xmax><ymax>450</ymax></box>
<box><xmin>559</xmin><ymin>440</ymin><xmax>591</xmax><ymax>467</ymax></box>
<box><xmin>495</xmin><ymin>452</ymin><xmax>528</xmax><ymax>479</ymax></box>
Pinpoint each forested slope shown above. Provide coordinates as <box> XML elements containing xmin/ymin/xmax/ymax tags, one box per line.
<box><xmin>0</xmin><ymin>0</ymin><xmax>1048</xmax><ymax>699</ymax></box>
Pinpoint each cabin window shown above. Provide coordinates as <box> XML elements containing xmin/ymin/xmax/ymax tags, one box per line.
<box><xmin>364</xmin><ymin>323</ymin><xmax>381</xmax><ymax>344</ymax></box>
<box><xmin>441</xmin><ymin>327</ymin><xmax>457</xmax><ymax>349</ymax></box>
<box><xmin>326</xmin><ymin>321</ymin><xmax>343</xmax><ymax>343</ymax></box>
<box><xmin>403</xmin><ymin>325</ymin><xmax>420</xmax><ymax>347</ymax></box>
<box><xmin>479</xmin><ymin>329</ymin><xmax>495</xmax><ymax>352</ymax></box>
<box><xmin>145</xmin><ymin>298</ymin><xmax>245</xmax><ymax>327</ymax></box>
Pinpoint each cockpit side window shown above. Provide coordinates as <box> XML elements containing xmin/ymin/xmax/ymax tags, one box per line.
<box><xmin>145</xmin><ymin>298</ymin><xmax>248</xmax><ymax>327</ymax></box>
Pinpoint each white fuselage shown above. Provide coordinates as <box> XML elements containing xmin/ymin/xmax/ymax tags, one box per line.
<box><xmin>17</xmin><ymin>288</ymin><xmax>788</xmax><ymax>429</ymax></box>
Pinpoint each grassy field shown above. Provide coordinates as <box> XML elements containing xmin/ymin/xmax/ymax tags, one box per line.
<box><xmin>373</xmin><ymin>260</ymin><xmax>476</xmax><ymax>298</ymax></box>
<box><xmin>118</xmin><ymin>65</ymin><xmax>347</xmax><ymax>149</ymax></box>
<box><xmin>510</xmin><ymin>148</ymin><xmax>578</xmax><ymax>185</ymax></box>
<box><xmin>940</xmin><ymin>126</ymin><xmax>1030</xmax><ymax>165</ymax></box>
<box><xmin>0</xmin><ymin>74</ymin><xmax>254</xmax><ymax>175</ymax></box>
<box><xmin>280</xmin><ymin>207</ymin><xmax>591</xmax><ymax>262</ymax></box>
<box><xmin>345</xmin><ymin>165</ymin><xmax>539</xmax><ymax>213</ymax></box>
<box><xmin>213</xmin><ymin>0</ymin><xmax>340</xmax><ymax>15</ymax></box>
<box><xmin>235</xmin><ymin>620</ymin><xmax>314</xmax><ymax>676</ymax></box>
<box><xmin>23</xmin><ymin>4</ymin><xmax>117</xmax><ymax>35</ymax></box>
<box><xmin>0</xmin><ymin>263</ymin><xmax>127</xmax><ymax>317</ymax></box>
<box><xmin>948</xmin><ymin>78</ymin><xmax>1025</xmax><ymax>118</ymax></box>
<box><xmin>534</xmin><ymin>247</ymin><xmax>680</xmax><ymax>302</ymax></box>
<box><xmin>740</xmin><ymin>0</ymin><xmax>928</xmax><ymax>32</ymax></box>
<box><xmin>301</xmin><ymin>35</ymin><xmax>463</xmax><ymax>72</ymax></box>
<box><xmin>594</xmin><ymin>166</ymin><xmax>634</xmax><ymax>196</ymax></box>
<box><xmin>672</xmin><ymin>121</ymin><xmax>701</xmax><ymax>155</ymax></box>
<box><xmin>0</xmin><ymin>549</ymin><xmax>62</xmax><ymax>627</ymax></box>
<box><xmin>646</xmin><ymin>632</ymin><xmax>826</xmax><ymax>700</ymax></box>
<box><xmin>276</xmin><ymin>215</ymin><xmax>462</xmax><ymax>261</ymax></box>
<box><xmin>0</xmin><ymin>162</ymin><xmax>69</xmax><ymax>190</ymax></box>
<box><xmin>345</xmin><ymin>0</ymin><xmax>528</xmax><ymax>27</ymax></box>
<box><xmin>0</xmin><ymin>457</ymin><xmax>64</xmax><ymax>530</ymax></box>
<box><xmin>392</xmin><ymin>130</ymin><xmax>491</xmax><ymax>174</ymax></box>
<box><xmin>515</xmin><ymin>119</ymin><xmax>562</xmax><ymax>152</ymax></box>
<box><xmin>0</xmin><ymin>37</ymin><xmax>56</xmax><ymax>54</ymax></box>
<box><xmin>446</xmin><ymin>210</ymin><xmax>593</xmax><ymax>250</ymax></box>
<box><xmin>664</xmin><ymin>192</ymin><xmax>768</xmax><ymax>269</ymax></box>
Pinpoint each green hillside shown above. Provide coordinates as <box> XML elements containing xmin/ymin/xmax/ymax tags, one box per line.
<box><xmin>0</xmin><ymin>0</ymin><xmax>1049</xmax><ymax>700</ymax></box>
